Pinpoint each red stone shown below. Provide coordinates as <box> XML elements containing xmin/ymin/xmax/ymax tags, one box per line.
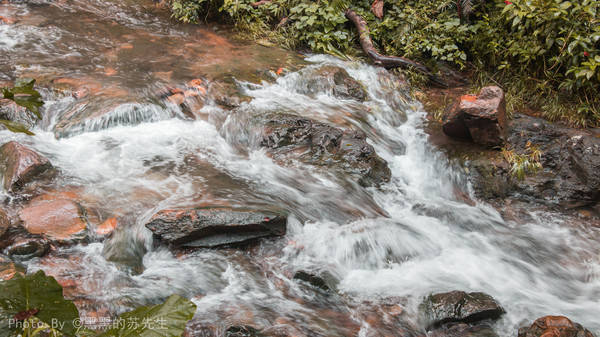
<box><xmin>0</xmin><ymin>141</ymin><xmax>52</xmax><ymax>191</ymax></box>
<box><xmin>19</xmin><ymin>198</ymin><xmax>87</xmax><ymax>243</ymax></box>
<box><xmin>442</xmin><ymin>86</ymin><xmax>507</xmax><ymax>147</ymax></box>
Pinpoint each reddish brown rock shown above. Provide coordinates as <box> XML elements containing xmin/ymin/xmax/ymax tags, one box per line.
<box><xmin>518</xmin><ymin>316</ymin><xmax>595</xmax><ymax>337</ymax></box>
<box><xmin>96</xmin><ymin>217</ymin><xmax>118</xmax><ymax>237</ymax></box>
<box><xmin>0</xmin><ymin>141</ymin><xmax>52</xmax><ymax>191</ymax></box>
<box><xmin>19</xmin><ymin>198</ymin><xmax>88</xmax><ymax>243</ymax></box>
<box><xmin>0</xmin><ymin>15</ymin><xmax>16</xmax><ymax>24</ymax></box>
<box><xmin>442</xmin><ymin>86</ymin><xmax>507</xmax><ymax>147</ymax></box>
<box><xmin>0</xmin><ymin>208</ymin><xmax>9</xmax><ymax>238</ymax></box>
<box><xmin>0</xmin><ymin>254</ymin><xmax>18</xmax><ymax>280</ymax></box>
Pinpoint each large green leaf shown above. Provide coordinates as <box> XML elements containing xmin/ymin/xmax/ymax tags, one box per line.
<box><xmin>99</xmin><ymin>295</ymin><xmax>196</xmax><ymax>337</ymax></box>
<box><xmin>2</xmin><ymin>78</ymin><xmax>44</xmax><ymax>119</ymax></box>
<box><xmin>0</xmin><ymin>270</ymin><xmax>80</xmax><ymax>336</ymax></box>
<box><xmin>0</xmin><ymin>119</ymin><xmax>35</xmax><ymax>135</ymax></box>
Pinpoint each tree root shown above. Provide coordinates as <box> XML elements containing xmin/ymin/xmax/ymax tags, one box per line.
<box><xmin>344</xmin><ymin>9</ymin><xmax>447</xmax><ymax>87</ymax></box>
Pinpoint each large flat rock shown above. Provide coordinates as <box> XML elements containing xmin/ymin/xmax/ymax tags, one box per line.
<box><xmin>145</xmin><ymin>208</ymin><xmax>287</xmax><ymax>248</ymax></box>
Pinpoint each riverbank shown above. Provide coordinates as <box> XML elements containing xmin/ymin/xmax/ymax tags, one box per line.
<box><xmin>165</xmin><ymin>0</ymin><xmax>600</xmax><ymax>127</ymax></box>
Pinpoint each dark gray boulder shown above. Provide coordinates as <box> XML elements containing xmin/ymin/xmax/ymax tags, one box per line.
<box><xmin>145</xmin><ymin>208</ymin><xmax>286</xmax><ymax>248</ymax></box>
<box><xmin>260</xmin><ymin>114</ymin><xmax>391</xmax><ymax>187</ymax></box>
<box><xmin>420</xmin><ymin>291</ymin><xmax>505</xmax><ymax>330</ymax></box>
<box><xmin>468</xmin><ymin>115</ymin><xmax>600</xmax><ymax>207</ymax></box>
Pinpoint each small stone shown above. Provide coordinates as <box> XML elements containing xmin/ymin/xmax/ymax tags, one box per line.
<box><xmin>96</xmin><ymin>217</ymin><xmax>118</xmax><ymax>237</ymax></box>
<box><xmin>5</xmin><ymin>236</ymin><xmax>50</xmax><ymax>261</ymax></box>
<box><xmin>0</xmin><ymin>208</ymin><xmax>9</xmax><ymax>238</ymax></box>
<box><xmin>0</xmin><ymin>254</ymin><xmax>18</xmax><ymax>280</ymax></box>
<box><xmin>518</xmin><ymin>316</ymin><xmax>595</xmax><ymax>337</ymax></box>
<box><xmin>293</xmin><ymin>270</ymin><xmax>338</xmax><ymax>292</ymax></box>
<box><xmin>0</xmin><ymin>141</ymin><xmax>52</xmax><ymax>192</ymax></box>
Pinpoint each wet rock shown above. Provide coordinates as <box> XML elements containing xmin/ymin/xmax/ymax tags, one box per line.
<box><xmin>208</xmin><ymin>81</ymin><xmax>249</xmax><ymax>108</ymax></box>
<box><xmin>19</xmin><ymin>198</ymin><xmax>88</xmax><ymax>243</ymax></box>
<box><xmin>0</xmin><ymin>16</ymin><xmax>17</xmax><ymax>24</ymax></box>
<box><xmin>226</xmin><ymin>325</ymin><xmax>264</xmax><ymax>337</ymax></box>
<box><xmin>0</xmin><ymin>141</ymin><xmax>52</xmax><ymax>191</ymax></box>
<box><xmin>259</xmin><ymin>114</ymin><xmax>391</xmax><ymax>187</ymax></box>
<box><xmin>0</xmin><ymin>208</ymin><xmax>9</xmax><ymax>238</ymax></box>
<box><xmin>430</xmin><ymin>323</ymin><xmax>499</xmax><ymax>337</ymax></box>
<box><xmin>0</xmin><ymin>98</ymin><xmax>36</xmax><ymax>130</ymax></box>
<box><xmin>297</xmin><ymin>65</ymin><xmax>368</xmax><ymax>101</ymax></box>
<box><xmin>145</xmin><ymin>208</ymin><xmax>287</xmax><ymax>248</ymax></box>
<box><xmin>261</xmin><ymin>322</ymin><xmax>307</xmax><ymax>337</ymax></box>
<box><xmin>0</xmin><ymin>254</ymin><xmax>19</xmax><ymax>280</ymax></box>
<box><xmin>468</xmin><ymin>115</ymin><xmax>600</xmax><ymax>206</ymax></box>
<box><xmin>293</xmin><ymin>270</ymin><xmax>337</xmax><ymax>292</ymax></box>
<box><xmin>95</xmin><ymin>217</ymin><xmax>118</xmax><ymax>237</ymax></box>
<box><xmin>420</xmin><ymin>291</ymin><xmax>505</xmax><ymax>329</ymax></box>
<box><xmin>4</xmin><ymin>235</ymin><xmax>50</xmax><ymax>261</ymax></box>
<box><xmin>517</xmin><ymin>316</ymin><xmax>595</xmax><ymax>337</ymax></box>
<box><xmin>442</xmin><ymin>86</ymin><xmax>507</xmax><ymax>147</ymax></box>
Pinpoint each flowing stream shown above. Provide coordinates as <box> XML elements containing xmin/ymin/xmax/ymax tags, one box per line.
<box><xmin>1</xmin><ymin>0</ymin><xmax>599</xmax><ymax>336</ymax></box>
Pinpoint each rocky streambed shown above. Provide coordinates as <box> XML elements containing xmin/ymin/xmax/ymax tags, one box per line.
<box><xmin>1</xmin><ymin>0</ymin><xmax>599</xmax><ymax>336</ymax></box>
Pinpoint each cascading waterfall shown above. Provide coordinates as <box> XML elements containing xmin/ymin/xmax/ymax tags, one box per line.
<box><xmin>1</xmin><ymin>0</ymin><xmax>598</xmax><ymax>336</ymax></box>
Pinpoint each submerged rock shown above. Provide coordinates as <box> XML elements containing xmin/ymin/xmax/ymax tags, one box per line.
<box><xmin>226</xmin><ymin>325</ymin><xmax>264</xmax><ymax>337</ymax></box>
<box><xmin>0</xmin><ymin>141</ymin><xmax>52</xmax><ymax>191</ymax></box>
<box><xmin>19</xmin><ymin>198</ymin><xmax>88</xmax><ymax>243</ymax></box>
<box><xmin>293</xmin><ymin>270</ymin><xmax>338</xmax><ymax>292</ymax></box>
<box><xmin>430</xmin><ymin>323</ymin><xmax>499</xmax><ymax>337</ymax></box>
<box><xmin>296</xmin><ymin>65</ymin><xmax>368</xmax><ymax>101</ymax></box>
<box><xmin>4</xmin><ymin>235</ymin><xmax>50</xmax><ymax>261</ymax></box>
<box><xmin>145</xmin><ymin>208</ymin><xmax>286</xmax><ymax>248</ymax></box>
<box><xmin>518</xmin><ymin>316</ymin><xmax>595</xmax><ymax>337</ymax></box>
<box><xmin>420</xmin><ymin>291</ymin><xmax>505</xmax><ymax>329</ymax></box>
<box><xmin>260</xmin><ymin>114</ymin><xmax>391</xmax><ymax>187</ymax></box>
<box><xmin>443</xmin><ymin>86</ymin><xmax>507</xmax><ymax>147</ymax></box>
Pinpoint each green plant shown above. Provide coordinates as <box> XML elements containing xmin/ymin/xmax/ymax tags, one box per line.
<box><xmin>167</xmin><ymin>0</ymin><xmax>600</xmax><ymax>125</ymax></box>
<box><xmin>0</xmin><ymin>271</ymin><xmax>197</xmax><ymax>337</ymax></box>
<box><xmin>1</xmin><ymin>78</ymin><xmax>44</xmax><ymax>135</ymax></box>
<box><xmin>502</xmin><ymin>142</ymin><xmax>542</xmax><ymax>180</ymax></box>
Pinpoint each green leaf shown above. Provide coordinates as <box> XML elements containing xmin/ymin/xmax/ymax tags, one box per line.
<box><xmin>99</xmin><ymin>295</ymin><xmax>196</xmax><ymax>337</ymax></box>
<box><xmin>0</xmin><ymin>270</ymin><xmax>80</xmax><ymax>336</ymax></box>
<box><xmin>0</xmin><ymin>120</ymin><xmax>35</xmax><ymax>135</ymax></box>
<box><xmin>2</xmin><ymin>78</ymin><xmax>44</xmax><ymax>120</ymax></box>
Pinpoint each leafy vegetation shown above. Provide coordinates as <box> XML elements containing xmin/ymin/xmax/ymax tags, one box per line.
<box><xmin>502</xmin><ymin>142</ymin><xmax>542</xmax><ymax>180</ymax></box>
<box><xmin>0</xmin><ymin>271</ymin><xmax>197</xmax><ymax>337</ymax></box>
<box><xmin>1</xmin><ymin>78</ymin><xmax>44</xmax><ymax>135</ymax></box>
<box><xmin>167</xmin><ymin>0</ymin><xmax>599</xmax><ymax>126</ymax></box>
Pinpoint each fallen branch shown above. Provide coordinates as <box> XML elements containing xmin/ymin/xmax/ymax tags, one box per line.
<box><xmin>344</xmin><ymin>9</ymin><xmax>446</xmax><ymax>87</ymax></box>
<box><xmin>251</xmin><ymin>0</ymin><xmax>271</xmax><ymax>8</ymax></box>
